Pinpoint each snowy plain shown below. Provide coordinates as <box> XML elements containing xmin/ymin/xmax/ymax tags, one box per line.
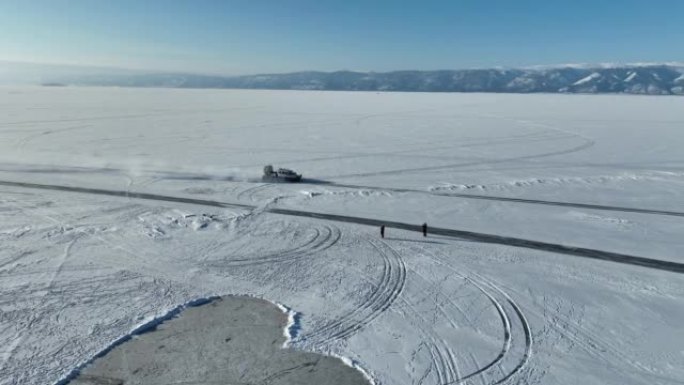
<box><xmin>0</xmin><ymin>86</ymin><xmax>683</xmax><ymax>385</ymax></box>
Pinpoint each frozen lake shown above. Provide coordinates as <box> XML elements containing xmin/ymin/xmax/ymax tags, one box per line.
<box><xmin>1</xmin><ymin>86</ymin><xmax>683</xmax><ymax>385</ymax></box>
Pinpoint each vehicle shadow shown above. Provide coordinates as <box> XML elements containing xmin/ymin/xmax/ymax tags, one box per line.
<box><xmin>384</xmin><ymin>237</ymin><xmax>446</xmax><ymax>245</ymax></box>
<box><xmin>300</xmin><ymin>178</ymin><xmax>333</xmax><ymax>185</ymax></box>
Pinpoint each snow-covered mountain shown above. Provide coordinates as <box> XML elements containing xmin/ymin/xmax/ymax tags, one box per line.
<box><xmin>50</xmin><ymin>64</ymin><xmax>684</xmax><ymax>95</ymax></box>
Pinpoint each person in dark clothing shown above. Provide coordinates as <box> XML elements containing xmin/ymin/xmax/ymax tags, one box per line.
<box><xmin>422</xmin><ymin>223</ymin><xmax>427</xmax><ymax>237</ymax></box>
<box><xmin>380</xmin><ymin>225</ymin><xmax>385</xmax><ymax>238</ymax></box>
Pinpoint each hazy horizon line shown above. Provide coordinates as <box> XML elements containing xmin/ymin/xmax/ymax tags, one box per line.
<box><xmin>2</xmin><ymin>59</ymin><xmax>684</xmax><ymax>79</ymax></box>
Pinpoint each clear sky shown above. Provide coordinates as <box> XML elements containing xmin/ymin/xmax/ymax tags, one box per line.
<box><xmin>1</xmin><ymin>0</ymin><xmax>682</xmax><ymax>75</ymax></box>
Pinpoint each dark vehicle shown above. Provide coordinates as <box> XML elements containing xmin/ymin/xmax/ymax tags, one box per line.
<box><xmin>262</xmin><ymin>165</ymin><xmax>302</xmax><ymax>182</ymax></box>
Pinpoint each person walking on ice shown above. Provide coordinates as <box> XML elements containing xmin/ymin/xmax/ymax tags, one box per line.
<box><xmin>422</xmin><ymin>223</ymin><xmax>428</xmax><ymax>237</ymax></box>
<box><xmin>380</xmin><ymin>225</ymin><xmax>385</xmax><ymax>238</ymax></box>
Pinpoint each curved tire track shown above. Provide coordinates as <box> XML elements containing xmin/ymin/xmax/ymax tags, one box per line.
<box><xmin>330</xmin><ymin>134</ymin><xmax>595</xmax><ymax>179</ymax></box>
<box><xmin>401</xmin><ymin>242</ymin><xmax>514</xmax><ymax>384</ymax></box>
<box><xmin>299</xmin><ymin>239</ymin><xmax>460</xmax><ymax>384</ymax></box>
<box><xmin>218</xmin><ymin>225</ymin><xmax>341</xmax><ymax>267</ymax></box>
<box><xmin>381</xmin><ymin>242</ymin><xmax>460</xmax><ymax>385</ymax></box>
<box><xmin>1</xmin><ymin>179</ymin><xmax>682</xmax><ymax>274</ymax></box>
<box><xmin>236</xmin><ymin>183</ymin><xmax>273</xmax><ymax>202</ymax></box>
<box><xmin>414</xmin><ymin>245</ymin><xmax>533</xmax><ymax>385</ymax></box>
<box><xmin>298</xmin><ymin>239</ymin><xmax>406</xmax><ymax>344</ymax></box>
<box><xmin>467</xmin><ymin>271</ymin><xmax>675</xmax><ymax>382</ymax></box>
<box><xmin>473</xmin><ymin>274</ymin><xmax>533</xmax><ymax>385</ymax></box>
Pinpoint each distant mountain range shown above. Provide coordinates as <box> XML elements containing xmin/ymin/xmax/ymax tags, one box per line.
<box><xmin>13</xmin><ymin>62</ymin><xmax>684</xmax><ymax>95</ymax></box>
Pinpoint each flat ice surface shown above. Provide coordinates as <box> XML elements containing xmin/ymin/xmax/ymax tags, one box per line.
<box><xmin>0</xmin><ymin>87</ymin><xmax>683</xmax><ymax>385</ymax></box>
<box><xmin>70</xmin><ymin>296</ymin><xmax>370</xmax><ymax>385</ymax></box>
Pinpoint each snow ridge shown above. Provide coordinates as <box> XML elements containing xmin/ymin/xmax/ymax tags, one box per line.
<box><xmin>275</xmin><ymin>303</ymin><xmax>302</xmax><ymax>347</ymax></box>
<box><xmin>429</xmin><ymin>171</ymin><xmax>684</xmax><ymax>193</ymax></box>
<box><xmin>329</xmin><ymin>353</ymin><xmax>378</xmax><ymax>385</ymax></box>
<box><xmin>272</xmin><ymin>301</ymin><xmax>376</xmax><ymax>384</ymax></box>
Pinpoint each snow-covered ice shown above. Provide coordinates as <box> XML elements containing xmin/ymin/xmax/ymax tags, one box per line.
<box><xmin>1</xmin><ymin>86</ymin><xmax>683</xmax><ymax>385</ymax></box>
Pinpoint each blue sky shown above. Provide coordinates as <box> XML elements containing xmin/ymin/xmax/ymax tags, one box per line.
<box><xmin>0</xmin><ymin>0</ymin><xmax>682</xmax><ymax>74</ymax></box>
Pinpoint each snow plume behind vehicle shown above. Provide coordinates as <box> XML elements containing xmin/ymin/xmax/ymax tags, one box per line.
<box><xmin>151</xmin><ymin>167</ymin><xmax>261</xmax><ymax>183</ymax></box>
<box><xmin>0</xmin><ymin>158</ymin><xmax>261</xmax><ymax>184</ymax></box>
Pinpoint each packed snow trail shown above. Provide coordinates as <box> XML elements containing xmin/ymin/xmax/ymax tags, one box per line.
<box><xmin>108</xmin><ymin>167</ymin><xmax>684</xmax><ymax>218</ymax></box>
<box><xmin>6</xmin><ymin>164</ymin><xmax>684</xmax><ymax>217</ymax></box>
<box><xmin>270</xmin><ymin>209</ymin><xmax>684</xmax><ymax>273</ymax></box>
<box><xmin>1</xmin><ymin>179</ymin><xmax>683</xmax><ymax>274</ymax></box>
<box><xmin>323</xmin><ymin>182</ymin><xmax>684</xmax><ymax>218</ymax></box>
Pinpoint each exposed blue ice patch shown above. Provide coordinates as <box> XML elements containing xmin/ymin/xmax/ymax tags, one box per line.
<box><xmin>275</xmin><ymin>303</ymin><xmax>302</xmax><ymax>347</ymax></box>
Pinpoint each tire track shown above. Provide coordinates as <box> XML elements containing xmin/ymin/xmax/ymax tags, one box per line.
<box><xmin>331</xmin><ymin>116</ymin><xmax>596</xmax><ymax>180</ymax></box>
<box><xmin>0</xmin><ymin>250</ymin><xmax>34</xmax><ymax>271</ymax></box>
<box><xmin>405</xmin><ymin>242</ymin><xmax>512</xmax><ymax>384</ymax></box>
<box><xmin>472</xmin><ymin>274</ymin><xmax>533</xmax><ymax>385</ymax></box>
<box><xmin>6</xmin><ymin>198</ymin><xmax>223</xmax><ymax>294</ymax></box>
<box><xmin>1</xmin><ymin>179</ymin><xmax>682</xmax><ymax>274</ymax></box>
<box><xmin>0</xmin><ymin>200</ymin><xmax>86</xmax><ymax>372</ymax></box>
<box><xmin>244</xmin><ymin>131</ymin><xmax>558</xmax><ymax>165</ymax></box>
<box><xmin>219</xmin><ymin>227</ymin><xmax>321</xmax><ymax>266</ymax></box>
<box><xmin>15</xmin><ymin>125</ymin><xmax>92</xmax><ymax>151</ymax></box>
<box><xmin>236</xmin><ymin>183</ymin><xmax>273</xmax><ymax>202</ymax></box>
<box><xmin>318</xmin><ymin>241</ymin><xmax>460</xmax><ymax>385</ymax></box>
<box><xmin>467</xmin><ymin>272</ymin><xmax>678</xmax><ymax>382</ymax></box>
<box><xmin>297</xmin><ymin>238</ymin><xmax>406</xmax><ymax>344</ymax></box>
<box><xmin>219</xmin><ymin>224</ymin><xmax>341</xmax><ymax>266</ymax></box>
<box><xmin>400</xmin><ymin>242</ymin><xmax>514</xmax><ymax>382</ymax></box>
<box><xmin>414</xmin><ymin>245</ymin><xmax>532</xmax><ymax>385</ymax></box>
<box><xmin>330</xmin><ymin>136</ymin><xmax>595</xmax><ymax>179</ymax></box>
